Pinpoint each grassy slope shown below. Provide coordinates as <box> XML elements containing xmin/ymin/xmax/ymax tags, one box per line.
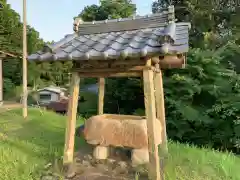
<box><xmin>0</xmin><ymin>108</ymin><xmax>239</xmax><ymax>180</ymax></box>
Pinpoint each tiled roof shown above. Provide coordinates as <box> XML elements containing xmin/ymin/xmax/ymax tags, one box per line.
<box><xmin>37</xmin><ymin>86</ymin><xmax>66</xmax><ymax>94</ymax></box>
<box><xmin>28</xmin><ymin>6</ymin><xmax>190</xmax><ymax>62</ymax></box>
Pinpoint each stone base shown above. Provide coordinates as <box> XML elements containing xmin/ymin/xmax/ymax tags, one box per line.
<box><xmin>131</xmin><ymin>149</ymin><xmax>149</xmax><ymax>167</ymax></box>
<box><xmin>93</xmin><ymin>146</ymin><xmax>109</xmax><ymax>160</ymax></box>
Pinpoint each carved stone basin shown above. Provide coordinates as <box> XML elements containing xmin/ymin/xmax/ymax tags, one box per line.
<box><xmin>84</xmin><ymin>114</ymin><xmax>162</xmax><ymax>149</ymax></box>
<box><xmin>83</xmin><ymin>114</ymin><xmax>162</xmax><ymax>166</ymax></box>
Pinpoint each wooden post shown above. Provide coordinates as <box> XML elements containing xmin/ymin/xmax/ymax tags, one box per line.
<box><xmin>22</xmin><ymin>0</ymin><xmax>28</xmax><ymax>118</ymax></box>
<box><xmin>154</xmin><ymin>64</ymin><xmax>168</xmax><ymax>178</ymax></box>
<box><xmin>143</xmin><ymin>59</ymin><xmax>161</xmax><ymax>180</ymax></box>
<box><xmin>98</xmin><ymin>78</ymin><xmax>105</xmax><ymax>114</ymax></box>
<box><xmin>63</xmin><ymin>72</ymin><xmax>80</xmax><ymax>165</ymax></box>
<box><xmin>0</xmin><ymin>58</ymin><xmax>2</xmax><ymax>106</ymax></box>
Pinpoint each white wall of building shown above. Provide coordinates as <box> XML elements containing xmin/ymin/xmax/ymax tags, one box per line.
<box><xmin>38</xmin><ymin>90</ymin><xmax>60</xmax><ymax>103</ymax></box>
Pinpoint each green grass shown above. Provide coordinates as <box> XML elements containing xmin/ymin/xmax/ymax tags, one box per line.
<box><xmin>0</xmin><ymin>108</ymin><xmax>240</xmax><ymax>180</ymax></box>
<box><xmin>78</xmin><ymin>91</ymin><xmax>98</xmax><ymax>116</ymax></box>
<box><xmin>164</xmin><ymin>143</ymin><xmax>240</xmax><ymax>180</ymax></box>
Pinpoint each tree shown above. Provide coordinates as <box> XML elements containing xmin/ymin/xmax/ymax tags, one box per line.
<box><xmin>0</xmin><ymin>1</ymin><xmax>22</xmax><ymax>54</ymax></box>
<box><xmin>78</xmin><ymin>0</ymin><xmax>136</xmax><ymax>21</ymax></box>
<box><xmin>99</xmin><ymin>0</ymin><xmax>136</xmax><ymax>19</ymax></box>
<box><xmin>163</xmin><ymin>47</ymin><xmax>240</xmax><ymax>151</ymax></box>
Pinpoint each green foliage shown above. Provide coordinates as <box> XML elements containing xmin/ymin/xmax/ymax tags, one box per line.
<box><xmin>165</xmin><ymin>48</ymin><xmax>240</xmax><ymax>152</ymax></box>
<box><xmin>133</xmin><ymin>108</ymin><xmax>145</xmax><ymax>116</ymax></box>
<box><xmin>3</xmin><ymin>78</ymin><xmax>15</xmax><ymax>99</ymax></box>
<box><xmin>104</xmin><ymin>77</ymin><xmax>144</xmax><ymax>114</ymax></box>
<box><xmin>0</xmin><ymin>1</ymin><xmax>22</xmax><ymax>54</ymax></box>
<box><xmin>78</xmin><ymin>0</ymin><xmax>136</xmax><ymax>21</ymax></box>
<box><xmin>99</xmin><ymin>0</ymin><xmax>136</xmax><ymax>19</ymax></box>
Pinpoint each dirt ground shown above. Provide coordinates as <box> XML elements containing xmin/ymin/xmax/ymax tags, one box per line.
<box><xmin>41</xmin><ymin>144</ymin><xmax>148</xmax><ymax>180</ymax></box>
<box><xmin>0</xmin><ymin>102</ymin><xmax>22</xmax><ymax>113</ymax></box>
<box><xmin>71</xmin><ymin>144</ymin><xmax>148</xmax><ymax>180</ymax></box>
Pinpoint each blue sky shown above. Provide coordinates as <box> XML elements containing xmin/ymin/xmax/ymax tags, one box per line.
<box><xmin>7</xmin><ymin>0</ymin><xmax>153</xmax><ymax>42</ymax></box>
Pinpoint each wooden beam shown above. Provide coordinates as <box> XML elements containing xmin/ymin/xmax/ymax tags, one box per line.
<box><xmin>0</xmin><ymin>58</ymin><xmax>2</xmax><ymax>106</ymax></box>
<box><xmin>143</xmin><ymin>59</ymin><xmax>161</xmax><ymax>180</ymax></box>
<box><xmin>0</xmin><ymin>50</ymin><xmax>18</xmax><ymax>58</ymax></box>
<box><xmin>158</xmin><ymin>55</ymin><xmax>186</xmax><ymax>69</ymax></box>
<box><xmin>74</xmin><ymin>66</ymin><xmax>159</xmax><ymax>74</ymax></box>
<box><xmin>154</xmin><ymin>67</ymin><xmax>168</xmax><ymax>178</ymax></box>
<box><xmin>63</xmin><ymin>72</ymin><xmax>80</xmax><ymax>165</ymax></box>
<box><xmin>98</xmin><ymin>78</ymin><xmax>105</xmax><ymax>115</ymax></box>
<box><xmin>77</xmin><ymin>71</ymin><xmax>142</xmax><ymax>78</ymax></box>
<box><xmin>73</xmin><ymin>59</ymin><xmax>146</xmax><ymax>68</ymax></box>
<box><xmin>74</xmin><ymin>65</ymin><xmax>146</xmax><ymax>72</ymax></box>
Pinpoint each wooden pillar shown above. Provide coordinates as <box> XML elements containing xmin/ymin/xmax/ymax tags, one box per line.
<box><xmin>22</xmin><ymin>0</ymin><xmax>28</xmax><ymax>118</ymax></box>
<box><xmin>154</xmin><ymin>68</ymin><xmax>168</xmax><ymax>154</ymax></box>
<box><xmin>154</xmin><ymin>64</ymin><xmax>168</xmax><ymax>178</ymax></box>
<box><xmin>143</xmin><ymin>59</ymin><xmax>161</xmax><ymax>180</ymax></box>
<box><xmin>0</xmin><ymin>58</ymin><xmax>2</xmax><ymax>106</ymax></box>
<box><xmin>63</xmin><ymin>72</ymin><xmax>80</xmax><ymax>165</ymax></box>
<box><xmin>98</xmin><ymin>78</ymin><xmax>105</xmax><ymax>114</ymax></box>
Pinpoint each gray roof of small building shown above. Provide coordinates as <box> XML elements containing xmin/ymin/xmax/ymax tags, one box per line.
<box><xmin>81</xmin><ymin>84</ymin><xmax>98</xmax><ymax>94</ymax></box>
<box><xmin>28</xmin><ymin>6</ymin><xmax>190</xmax><ymax>62</ymax></box>
<box><xmin>37</xmin><ymin>86</ymin><xmax>67</xmax><ymax>94</ymax></box>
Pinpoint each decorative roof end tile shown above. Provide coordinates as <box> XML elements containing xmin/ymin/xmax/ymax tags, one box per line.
<box><xmin>73</xmin><ymin>17</ymin><xmax>83</xmax><ymax>32</ymax></box>
<box><xmin>168</xmin><ymin>5</ymin><xmax>175</xmax><ymax>23</ymax></box>
<box><xmin>163</xmin><ymin>22</ymin><xmax>176</xmax><ymax>43</ymax></box>
<box><xmin>43</xmin><ymin>44</ymin><xmax>53</xmax><ymax>53</ymax></box>
<box><xmin>168</xmin><ymin>5</ymin><xmax>175</xmax><ymax>13</ymax></box>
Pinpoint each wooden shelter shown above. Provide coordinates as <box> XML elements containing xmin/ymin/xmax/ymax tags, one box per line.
<box><xmin>28</xmin><ymin>6</ymin><xmax>190</xmax><ymax>180</ymax></box>
<box><xmin>0</xmin><ymin>50</ymin><xmax>18</xmax><ymax>106</ymax></box>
